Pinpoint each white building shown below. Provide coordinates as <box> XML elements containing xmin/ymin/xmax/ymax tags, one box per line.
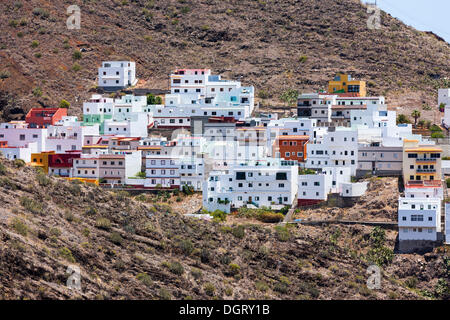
<box><xmin>306</xmin><ymin>127</ymin><xmax>358</xmax><ymax>175</ymax></box>
<box><xmin>438</xmin><ymin>88</ymin><xmax>450</xmax><ymax>107</ymax></box>
<box><xmin>71</xmin><ymin>155</ymin><xmax>101</xmax><ymax>180</ymax></box>
<box><xmin>0</xmin><ymin>122</ymin><xmax>47</xmax><ymax>153</ymax></box>
<box><xmin>46</xmin><ymin>117</ymin><xmax>99</xmax><ymax>153</ymax></box>
<box><xmin>98</xmin><ymin>61</ymin><xmax>137</xmax><ymax>90</ymax></box>
<box><xmin>398</xmin><ymin>197</ymin><xmax>441</xmax><ymax>241</ymax></box>
<box><xmin>203</xmin><ymin>160</ymin><xmax>298</xmax><ymax>213</ymax></box>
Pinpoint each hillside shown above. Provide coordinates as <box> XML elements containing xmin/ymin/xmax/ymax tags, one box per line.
<box><xmin>0</xmin><ymin>156</ymin><xmax>449</xmax><ymax>300</ymax></box>
<box><xmin>0</xmin><ymin>0</ymin><xmax>450</xmax><ymax>123</ymax></box>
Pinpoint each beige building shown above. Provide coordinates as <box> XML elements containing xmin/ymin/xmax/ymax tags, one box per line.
<box><xmin>402</xmin><ymin>140</ymin><xmax>442</xmax><ymax>187</ymax></box>
<box><xmin>357</xmin><ymin>142</ymin><xmax>403</xmax><ymax>177</ymax></box>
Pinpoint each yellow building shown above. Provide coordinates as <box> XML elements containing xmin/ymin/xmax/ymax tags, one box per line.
<box><xmin>30</xmin><ymin>151</ymin><xmax>55</xmax><ymax>174</ymax></box>
<box><xmin>328</xmin><ymin>73</ymin><xmax>366</xmax><ymax>97</ymax></box>
<box><xmin>402</xmin><ymin>139</ymin><xmax>442</xmax><ymax>187</ymax></box>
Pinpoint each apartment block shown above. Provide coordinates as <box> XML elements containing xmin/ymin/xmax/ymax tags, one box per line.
<box><xmin>398</xmin><ymin>197</ymin><xmax>441</xmax><ymax>241</ymax></box>
<box><xmin>98</xmin><ymin>61</ymin><xmax>137</xmax><ymax>90</ymax></box>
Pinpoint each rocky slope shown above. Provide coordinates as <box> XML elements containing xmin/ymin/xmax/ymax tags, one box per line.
<box><xmin>0</xmin><ymin>0</ymin><xmax>449</xmax><ymax>122</ymax></box>
<box><xmin>0</xmin><ymin>157</ymin><xmax>449</xmax><ymax>300</ymax></box>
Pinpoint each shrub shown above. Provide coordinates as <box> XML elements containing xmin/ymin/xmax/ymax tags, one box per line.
<box><xmin>11</xmin><ymin>218</ymin><xmax>28</xmax><ymax>236</ymax></box>
<box><xmin>32</xmin><ymin>87</ymin><xmax>43</xmax><ymax>97</ymax></box>
<box><xmin>431</xmin><ymin>132</ymin><xmax>445</xmax><ymax>139</ymax></box>
<box><xmin>109</xmin><ymin>232</ymin><xmax>123</xmax><ymax>245</ymax></box>
<box><xmin>72</xmin><ymin>50</ymin><xmax>82</xmax><ymax>60</ymax></box>
<box><xmin>0</xmin><ymin>162</ymin><xmax>7</xmax><ymax>175</ymax></box>
<box><xmin>159</xmin><ymin>288</ymin><xmax>171</xmax><ymax>300</ymax></box>
<box><xmin>13</xmin><ymin>159</ymin><xmax>25</xmax><ymax>168</ymax></box>
<box><xmin>95</xmin><ymin>217</ymin><xmax>112</xmax><ymax>230</ymax></box>
<box><xmin>211</xmin><ymin>209</ymin><xmax>227</xmax><ymax>222</ymax></box>
<box><xmin>49</xmin><ymin>227</ymin><xmax>61</xmax><ymax>237</ymax></box>
<box><xmin>59</xmin><ymin>247</ymin><xmax>75</xmax><ymax>263</ymax></box>
<box><xmin>36</xmin><ymin>172</ymin><xmax>51</xmax><ymax>186</ymax></box>
<box><xmin>72</xmin><ymin>63</ymin><xmax>81</xmax><ymax>72</ymax></box>
<box><xmin>257</xmin><ymin>211</ymin><xmax>284</xmax><ymax>223</ymax></box>
<box><xmin>32</xmin><ymin>8</ymin><xmax>50</xmax><ymax>19</ymax></box>
<box><xmin>255</xmin><ymin>281</ymin><xmax>268</xmax><ymax>292</ymax></box>
<box><xmin>85</xmin><ymin>207</ymin><xmax>97</xmax><ymax>216</ymax></box>
<box><xmin>204</xmin><ymin>283</ymin><xmax>215</xmax><ymax>296</ymax></box>
<box><xmin>168</xmin><ymin>261</ymin><xmax>184</xmax><ymax>275</ymax></box>
<box><xmin>405</xmin><ymin>277</ymin><xmax>418</xmax><ymax>289</ymax></box>
<box><xmin>298</xmin><ymin>55</ymin><xmax>308</xmax><ymax>63</ymax></box>
<box><xmin>231</xmin><ymin>225</ymin><xmax>245</xmax><ymax>239</ymax></box>
<box><xmin>179</xmin><ymin>239</ymin><xmax>194</xmax><ymax>256</ymax></box>
<box><xmin>191</xmin><ymin>268</ymin><xmax>203</xmax><ymax>280</ymax></box>
<box><xmin>274</xmin><ymin>277</ymin><xmax>291</xmax><ymax>294</ymax></box>
<box><xmin>136</xmin><ymin>273</ymin><xmax>152</xmax><ymax>286</ymax></box>
<box><xmin>9</xmin><ymin>20</ymin><xmax>18</xmax><ymax>28</ymax></box>
<box><xmin>31</xmin><ymin>40</ymin><xmax>39</xmax><ymax>48</ymax></box>
<box><xmin>430</xmin><ymin>124</ymin><xmax>442</xmax><ymax>132</ymax></box>
<box><xmin>228</xmin><ymin>263</ymin><xmax>241</xmax><ymax>276</ymax></box>
<box><xmin>59</xmin><ymin>99</ymin><xmax>70</xmax><ymax>109</ymax></box>
<box><xmin>20</xmin><ymin>196</ymin><xmax>43</xmax><ymax>215</ymax></box>
<box><xmin>275</xmin><ymin>225</ymin><xmax>291</xmax><ymax>242</ymax></box>
<box><xmin>0</xmin><ymin>70</ymin><xmax>10</xmax><ymax>79</ymax></box>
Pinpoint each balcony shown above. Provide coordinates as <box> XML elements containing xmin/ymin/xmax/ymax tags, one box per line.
<box><xmin>415</xmin><ymin>158</ymin><xmax>437</xmax><ymax>163</ymax></box>
<box><xmin>417</xmin><ymin>169</ymin><xmax>436</xmax><ymax>173</ymax></box>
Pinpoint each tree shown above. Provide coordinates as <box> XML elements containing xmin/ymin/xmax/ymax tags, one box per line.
<box><xmin>440</xmin><ymin>103</ymin><xmax>446</xmax><ymax>113</ymax></box>
<box><xmin>147</xmin><ymin>93</ymin><xmax>162</xmax><ymax>105</ymax></box>
<box><xmin>279</xmin><ymin>89</ymin><xmax>299</xmax><ymax>107</ymax></box>
<box><xmin>396</xmin><ymin>114</ymin><xmax>410</xmax><ymax>125</ymax></box>
<box><xmin>59</xmin><ymin>99</ymin><xmax>70</xmax><ymax>108</ymax></box>
<box><xmin>411</xmin><ymin>109</ymin><xmax>420</xmax><ymax>128</ymax></box>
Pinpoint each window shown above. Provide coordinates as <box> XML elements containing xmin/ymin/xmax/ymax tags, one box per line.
<box><xmin>276</xmin><ymin>172</ymin><xmax>287</xmax><ymax>180</ymax></box>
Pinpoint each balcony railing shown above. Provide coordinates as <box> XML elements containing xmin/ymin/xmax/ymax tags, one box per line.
<box><xmin>416</xmin><ymin>158</ymin><xmax>437</xmax><ymax>162</ymax></box>
<box><xmin>416</xmin><ymin>169</ymin><xmax>436</xmax><ymax>173</ymax></box>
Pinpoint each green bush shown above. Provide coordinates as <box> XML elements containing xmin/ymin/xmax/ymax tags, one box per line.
<box><xmin>36</xmin><ymin>172</ymin><xmax>51</xmax><ymax>186</ymax></box>
<box><xmin>275</xmin><ymin>225</ymin><xmax>291</xmax><ymax>242</ymax></box>
<box><xmin>20</xmin><ymin>197</ymin><xmax>43</xmax><ymax>215</ymax></box>
<box><xmin>11</xmin><ymin>218</ymin><xmax>28</xmax><ymax>236</ymax></box>
<box><xmin>159</xmin><ymin>288</ymin><xmax>171</xmax><ymax>300</ymax></box>
<box><xmin>109</xmin><ymin>232</ymin><xmax>123</xmax><ymax>246</ymax></box>
<box><xmin>59</xmin><ymin>99</ymin><xmax>70</xmax><ymax>109</ymax></box>
<box><xmin>59</xmin><ymin>247</ymin><xmax>75</xmax><ymax>263</ymax></box>
<box><xmin>31</xmin><ymin>40</ymin><xmax>39</xmax><ymax>48</ymax></box>
<box><xmin>228</xmin><ymin>263</ymin><xmax>241</xmax><ymax>276</ymax></box>
<box><xmin>204</xmin><ymin>283</ymin><xmax>216</xmax><ymax>296</ymax></box>
<box><xmin>0</xmin><ymin>162</ymin><xmax>7</xmax><ymax>175</ymax></box>
<box><xmin>95</xmin><ymin>217</ymin><xmax>112</xmax><ymax>231</ymax></box>
<box><xmin>257</xmin><ymin>211</ymin><xmax>284</xmax><ymax>223</ymax></box>
<box><xmin>211</xmin><ymin>209</ymin><xmax>227</xmax><ymax>222</ymax></box>
<box><xmin>179</xmin><ymin>239</ymin><xmax>194</xmax><ymax>255</ymax></box>
<box><xmin>72</xmin><ymin>50</ymin><xmax>82</xmax><ymax>60</ymax></box>
<box><xmin>72</xmin><ymin>63</ymin><xmax>81</xmax><ymax>72</ymax></box>
<box><xmin>168</xmin><ymin>261</ymin><xmax>184</xmax><ymax>275</ymax></box>
<box><xmin>136</xmin><ymin>273</ymin><xmax>152</xmax><ymax>286</ymax></box>
<box><xmin>13</xmin><ymin>159</ymin><xmax>25</xmax><ymax>168</ymax></box>
<box><xmin>231</xmin><ymin>225</ymin><xmax>245</xmax><ymax>239</ymax></box>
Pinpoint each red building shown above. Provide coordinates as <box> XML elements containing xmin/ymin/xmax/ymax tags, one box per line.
<box><xmin>25</xmin><ymin>108</ymin><xmax>67</xmax><ymax>128</ymax></box>
<box><xmin>273</xmin><ymin>135</ymin><xmax>309</xmax><ymax>162</ymax></box>
<box><xmin>48</xmin><ymin>151</ymin><xmax>81</xmax><ymax>177</ymax></box>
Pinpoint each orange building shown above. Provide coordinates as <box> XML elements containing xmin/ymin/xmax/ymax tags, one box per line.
<box><xmin>273</xmin><ymin>135</ymin><xmax>309</xmax><ymax>162</ymax></box>
<box><xmin>30</xmin><ymin>151</ymin><xmax>55</xmax><ymax>173</ymax></box>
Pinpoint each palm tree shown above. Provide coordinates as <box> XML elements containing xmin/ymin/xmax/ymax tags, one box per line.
<box><xmin>411</xmin><ymin>110</ymin><xmax>421</xmax><ymax>128</ymax></box>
